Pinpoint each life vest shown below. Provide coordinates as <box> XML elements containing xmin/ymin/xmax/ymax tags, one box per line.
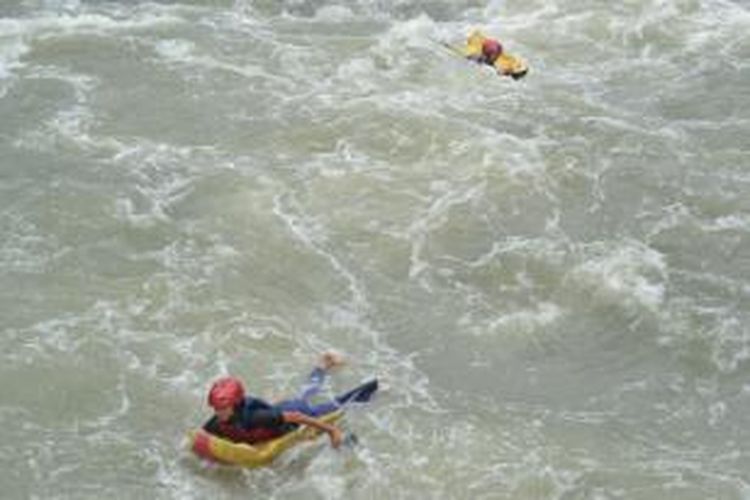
<box><xmin>209</xmin><ymin>397</ymin><xmax>294</xmax><ymax>445</ymax></box>
<box><xmin>214</xmin><ymin>419</ymin><xmax>285</xmax><ymax>445</ymax></box>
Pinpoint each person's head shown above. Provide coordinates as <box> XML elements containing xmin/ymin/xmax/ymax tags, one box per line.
<box><xmin>481</xmin><ymin>39</ymin><xmax>503</xmax><ymax>62</ymax></box>
<box><xmin>208</xmin><ymin>376</ymin><xmax>245</xmax><ymax>422</ymax></box>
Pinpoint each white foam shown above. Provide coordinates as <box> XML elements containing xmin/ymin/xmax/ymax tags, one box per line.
<box><xmin>0</xmin><ymin>35</ymin><xmax>28</xmax><ymax>76</ymax></box>
<box><xmin>374</xmin><ymin>13</ymin><xmax>439</xmax><ymax>56</ymax></box>
<box><xmin>12</xmin><ymin>64</ymin><xmax>109</xmax><ymax>158</ymax></box>
<box><xmin>486</xmin><ymin>302</ymin><xmax>564</xmax><ymax>336</ymax></box>
<box><xmin>711</xmin><ymin>316</ymin><xmax>750</xmax><ymax>374</ymax></box>
<box><xmin>0</xmin><ymin>212</ymin><xmax>70</xmax><ymax>275</ymax></box>
<box><xmin>154</xmin><ymin>39</ymin><xmax>195</xmax><ymax>62</ymax></box>
<box><xmin>405</xmin><ymin>182</ymin><xmax>485</xmax><ymax>280</ymax></box>
<box><xmin>567</xmin><ymin>241</ymin><xmax>667</xmax><ymax>312</ymax></box>
<box><xmin>151</xmin><ymin>37</ymin><xmax>287</xmax><ymax>87</ymax></box>
<box><xmin>0</xmin><ymin>10</ymin><xmax>182</xmax><ymax>40</ymax></box>
<box><xmin>0</xmin><ymin>5</ymin><xmax>185</xmax><ymax>99</ymax></box>
<box><xmin>314</xmin><ymin>5</ymin><xmax>355</xmax><ymax>22</ymax></box>
<box><xmin>707</xmin><ymin>214</ymin><xmax>750</xmax><ymax>232</ymax></box>
<box><xmin>0</xmin><ymin>36</ymin><xmax>29</xmax><ymax>97</ymax></box>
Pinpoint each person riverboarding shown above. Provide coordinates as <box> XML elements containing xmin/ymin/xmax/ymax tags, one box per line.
<box><xmin>202</xmin><ymin>352</ymin><xmax>378</xmax><ymax>449</ymax></box>
<box><xmin>461</xmin><ymin>30</ymin><xmax>528</xmax><ymax>80</ymax></box>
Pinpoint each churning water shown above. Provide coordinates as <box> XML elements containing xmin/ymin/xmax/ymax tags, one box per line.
<box><xmin>1</xmin><ymin>0</ymin><xmax>749</xmax><ymax>498</ymax></box>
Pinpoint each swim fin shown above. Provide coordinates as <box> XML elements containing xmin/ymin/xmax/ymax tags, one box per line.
<box><xmin>335</xmin><ymin>379</ymin><xmax>379</xmax><ymax>405</ymax></box>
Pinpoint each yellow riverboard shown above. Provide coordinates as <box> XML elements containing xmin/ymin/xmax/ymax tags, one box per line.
<box><xmin>188</xmin><ymin>411</ymin><xmax>343</xmax><ymax>468</ymax></box>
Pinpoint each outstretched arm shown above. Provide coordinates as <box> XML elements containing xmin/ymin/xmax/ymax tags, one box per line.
<box><xmin>282</xmin><ymin>411</ymin><xmax>343</xmax><ymax>448</ymax></box>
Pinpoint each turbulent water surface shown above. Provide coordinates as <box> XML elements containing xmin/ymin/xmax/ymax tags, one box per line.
<box><xmin>1</xmin><ymin>0</ymin><xmax>749</xmax><ymax>498</ymax></box>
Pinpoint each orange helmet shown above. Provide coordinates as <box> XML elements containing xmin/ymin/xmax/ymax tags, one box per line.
<box><xmin>207</xmin><ymin>377</ymin><xmax>245</xmax><ymax>409</ymax></box>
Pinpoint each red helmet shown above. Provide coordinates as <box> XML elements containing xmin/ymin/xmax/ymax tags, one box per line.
<box><xmin>482</xmin><ymin>39</ymin><xmax>503</xmax><ymax>59</ymax></box>
<box><xmin>208</xmin><ymin>377</ymin><xmax>245</xmax><ymax>409</ymax></box>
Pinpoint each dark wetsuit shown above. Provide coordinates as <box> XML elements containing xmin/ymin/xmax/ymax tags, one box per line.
<box><xmin>203</xmin><ymin>367</ymin><xmax>378</xmax><ymax>445</ymax></box>
<box><xmin>203</xmin><ymin>396</ymin><xmax>293</xmax><ymax>444</ymax></box>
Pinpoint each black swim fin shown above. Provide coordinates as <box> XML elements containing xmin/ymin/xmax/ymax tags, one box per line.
<box><xmin>335</xmin><ymin>379</ymin><xmax>378</xmax><ymax>405</ymax></box>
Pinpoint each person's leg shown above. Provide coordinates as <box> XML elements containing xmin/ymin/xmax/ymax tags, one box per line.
<box><xmin>296</xmin><ymin>366</ymin><xmax>327</xmax><ymax>401</ymax></box>
<box><xmin>281</xmin><ymin>379</ymin><xmax>379</xmax><ymax>417</ymax></box>
<box><xmin>307</xmin><ymin>379</ymin><xmax>379</xmax><ymax>416</ymax></box>
<box><xmin>276</xmin><ymin>398</ymin><xmax>314</xmax><ymax>414</ymax></box>
<box><xmin>282</xmin><ymin>370</ymin><xmax>337</xmax><ymax>416</ymax></box>
<box><xmin>296</xmin><ymin>352</ymin><xmax>346</xmax><ymax>401</ymax></box>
